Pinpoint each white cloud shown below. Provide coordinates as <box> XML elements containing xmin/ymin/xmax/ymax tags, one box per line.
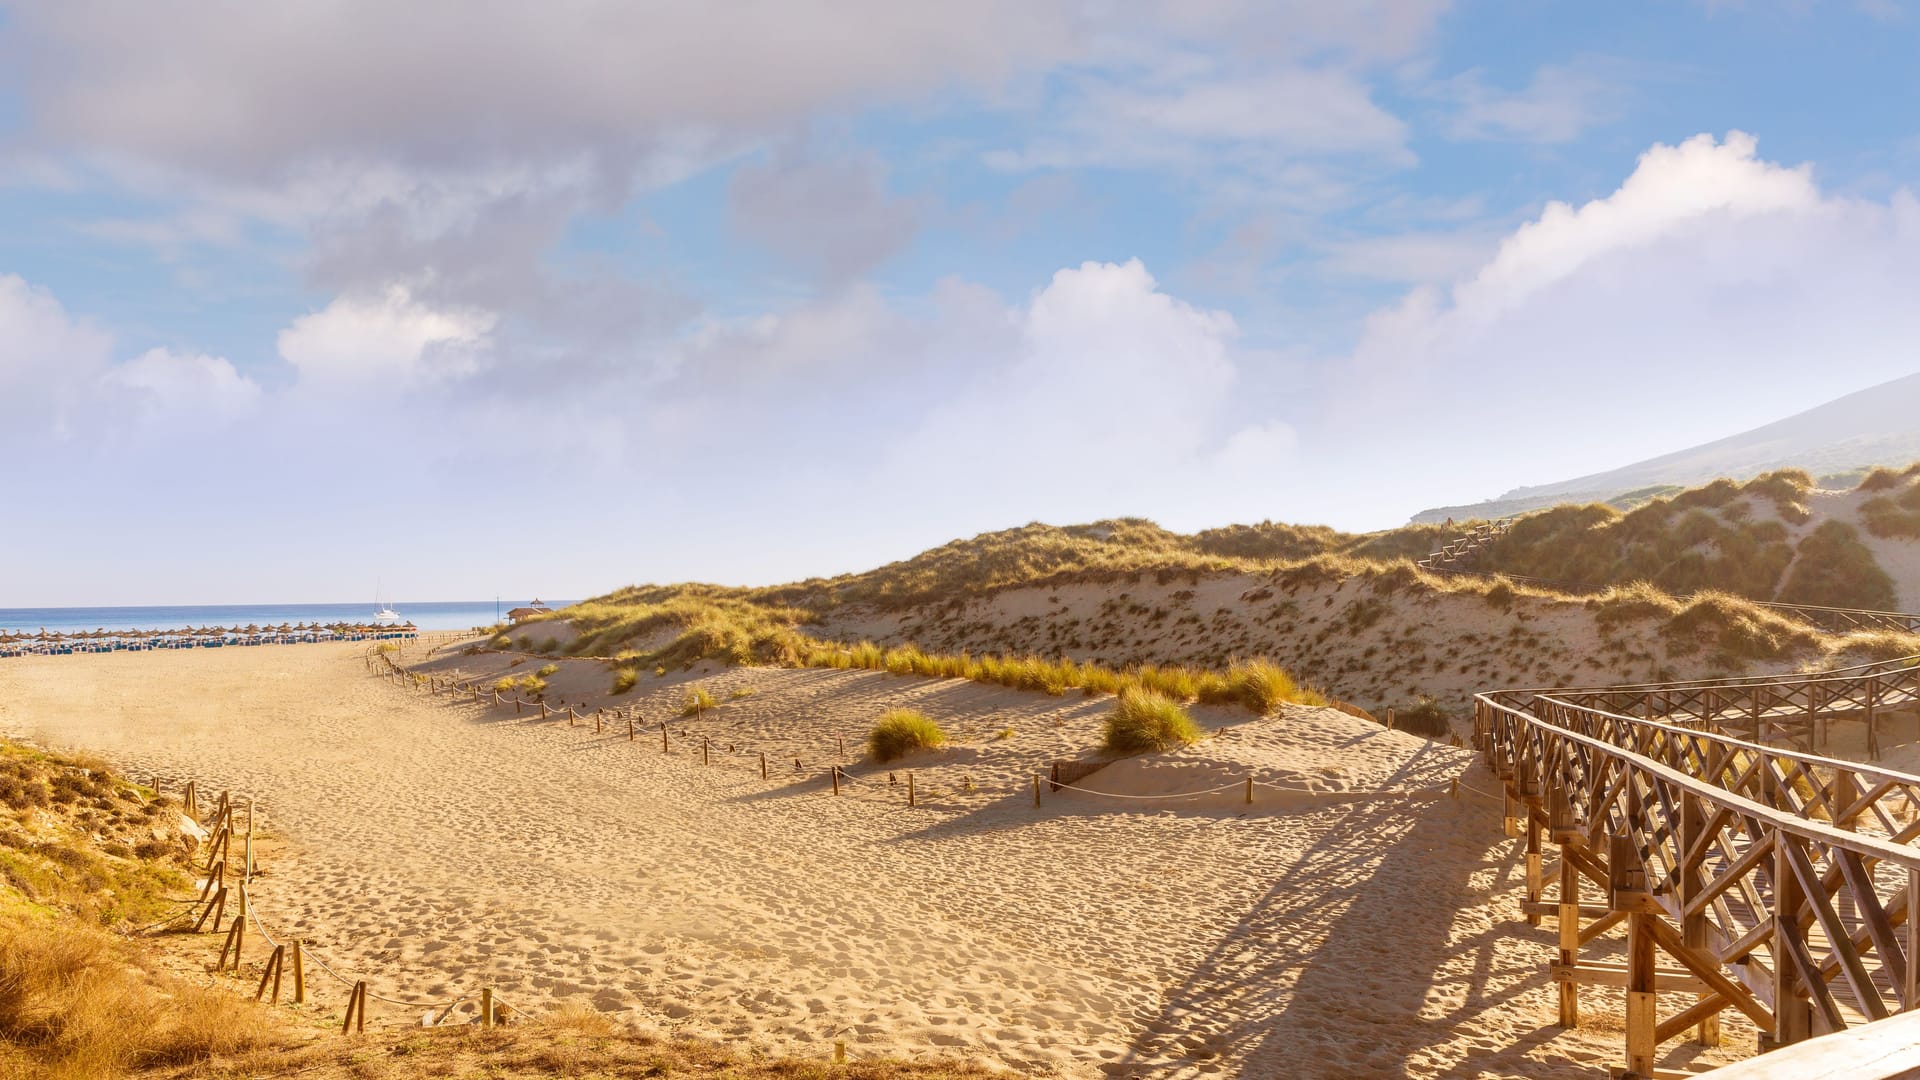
<box><xmin>1328</xmin><ymin>131</ymin><xmax>1920</xmax><ymax>496</ymax></box>
<box><xmin>277</xmin><ymin>285</ymin><xmax>496</xmax><ymax>390</ymax></box>
<box><xmin>109</xmin><ymin>347</ymin><xmax>262</xmax><ymax>418</ymax></box>
<box><xmin>882</xmin><ymin>259</ymin><xmax>1289</xmax><ymax>523</ymax></box>
<box><xmin>0</xmin><ymin>274</ymin><xmax>260</xmax><ymax>446</ymax></box>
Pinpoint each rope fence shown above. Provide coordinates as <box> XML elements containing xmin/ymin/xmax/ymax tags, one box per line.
<box><xmin>371</xmin><ymin>645</ymin><xmax>1490</xmax><ymax>811</ymax></box>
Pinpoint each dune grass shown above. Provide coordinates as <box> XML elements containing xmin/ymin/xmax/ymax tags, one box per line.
<box><xmin>681</xmin><ymin>686</ymin><xmax>719</xmax><ymax>718</ymax></box>
<box><xmin>1105</xmin><ymin>689</ymin><xmax>1202</xmax><ymax>753</ymax></box>
<box><xmin>868</xmin><ymin>709</ymin><xmax>947</xmax><ymax>762</ymax></box>
<box><xmin>610</xmin><ymin>667</ymin><xmax>639</xmax><ymax>695</ymax></box>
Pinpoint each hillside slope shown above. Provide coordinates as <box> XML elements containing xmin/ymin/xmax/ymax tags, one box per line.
<box><xmin>1414</xmin><ymin>370</ymin><xmax>1920</xmax><ymax>523</ymax></box>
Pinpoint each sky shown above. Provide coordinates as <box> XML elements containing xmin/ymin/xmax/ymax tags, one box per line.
<box><xmin>4</xmin><ymin>1</ymin><xmax>1920</xmax><ymax>605</ymax></box>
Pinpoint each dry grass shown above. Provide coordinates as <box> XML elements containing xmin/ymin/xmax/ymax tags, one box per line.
<box><xmin>1105</xmin><ymin>689</ymin><xmax>1202</xmax><ymax>753</ymax></box>
<box><xmin>0</xmin><ymin>916</ymin><xmax>281</xmax><ymax>1080</ymax></box>
<box><xmin>868</xmin><ymin>709</ymin><xmax>947</xmax><ymax>762</ymax></box>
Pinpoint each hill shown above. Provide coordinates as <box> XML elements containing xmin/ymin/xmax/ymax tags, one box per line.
<box><xmin>524</xmin><ymin>483</ymin><xmax>1920</xmax><ymax>724</ymax></box>
<box><xmin>1412</xmin><ymin>370</ymin><xmax>1920</xmax><ymax>523</ymax></box>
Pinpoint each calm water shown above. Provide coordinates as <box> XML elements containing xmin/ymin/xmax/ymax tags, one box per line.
<box><xmin>0</xmin><ymin>601</ymin><xmax>565</xmax><ymax>634</ymax></box>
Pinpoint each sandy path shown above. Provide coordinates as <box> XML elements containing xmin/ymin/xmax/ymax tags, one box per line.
<box><xmin>0</xmin><ymin>643</ymin><xmax>1754</xmax><ymax>1078</ymax></box>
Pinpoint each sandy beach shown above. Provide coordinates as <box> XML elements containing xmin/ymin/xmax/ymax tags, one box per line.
<box><xmin>0</xmin><ymin>640</ymin><xmax>1758</xmax><ymax>1078</ymax></box>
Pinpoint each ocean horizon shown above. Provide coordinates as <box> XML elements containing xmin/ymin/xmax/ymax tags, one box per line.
<box><xmin>0</xmin><ymin>601</ymin><xmax>567</xmax><ymax>635</ymax></box>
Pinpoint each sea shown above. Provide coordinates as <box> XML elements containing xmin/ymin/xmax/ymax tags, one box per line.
<box><xmin>0</xmin><ymin>601</ymin><xmax>566</xmax><ymax>635</ymax></box>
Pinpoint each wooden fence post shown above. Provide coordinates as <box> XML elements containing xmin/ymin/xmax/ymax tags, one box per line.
<box><xmin>292</xmin><ymin>939</ymin><xmax>305</xmax><ymax>1004</ymax></box>
<box><xmin>703</xmin><ymin>737</ymin><xmax>710</xmax><ymax>766</ymax></box>
<box><xmin>908</xmin><ymin>772</ymin><xmax>916</xmax><ymax>808</ymax></box>
<box><xmin>761</xmin><ymin>752</ymin><xmax>768</xmax><ymax>780</ymax></box>
<box><xmin>255</xmin><ymin>944</ymin><xmax>286</xmax><ymax>1002</ymax></box>
<box><xmin>1033</xmin><ymin>774</ymin><xmax>1041</xmax><ymax>808</ymax></box>
<box><xmin>482</xmin><ymin>986</ymin><xmax>495</xmax><ymax>1030</ymax></box>
<box><xmin>342</xmin><ymin>981</ymin><xmax>367</xmax><ymax>1034</ymax></box>
<box><xmin>831</xmin><ymin>767</ymin><xmax>840</xmax><ymax>796</ymax></box>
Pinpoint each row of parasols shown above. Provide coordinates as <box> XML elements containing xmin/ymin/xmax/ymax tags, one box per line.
<box><xmin>0</xmin><ymin>623</ymin><xmax>418</xmax><ymax>656</ymax></box>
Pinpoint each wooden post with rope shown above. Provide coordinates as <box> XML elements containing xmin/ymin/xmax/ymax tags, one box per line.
<box><xmin>292</xmin><ymin>939</ymin><xmax>305</xmax><ymax>1004</ymax></box>
<box><xmin>342</xmin><ymin>981</ymin><xmax>367</xmax><ymax>1034</ymax></box>
<box><xmin>662</xmin><ymin>723</ymin><xmax>670</xmax><ymax>752</ymax></box>
<box><xmin>1033</xmin><ymin>774</ymin><xmax>1042</xmax><ymax>808</ymax></box>
<box><xmin>908</xmin><ymin>772</ymin><xmax>916</xmax><ymax>808</ymax></box>
<box><xmin>831</xmin><ymin>766</ymin><xmax>840</xmax><ymax>796</ymax></box>
<box><xmin>255</xmin><ymin>944</ymin><xmax>286</xmax><ymax>1002</ymax></box>
<box><xmin>481</xmin><ymin>986</ymin><xmax>495</xmax><ymax>1030</ymax></box>
<box><xmin>761</xmin><ymin>752</ymin><xmax>768</xmax><ymax>779</ymax></box>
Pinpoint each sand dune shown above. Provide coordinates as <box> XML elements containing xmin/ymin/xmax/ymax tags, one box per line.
<box><xmin>0</xmin><ymin>641</ymin><xmax>1757</xmax><ymax>1077</ymax></box>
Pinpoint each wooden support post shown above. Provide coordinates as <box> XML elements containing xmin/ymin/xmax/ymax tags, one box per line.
<box><xmin>1387</xmin><ymin>706</ymin><xmax>1396</xmax><ymax>731</ymax></box>
<box><xmin>1868</xmin><ymin>689</ymin><xmax>1880</xmax><ymax>761</ymax></box>
<box><xmin>1245</xmin><ymin>775</ymin><xmax>1254</xmax><ymax>805</ymax></box>
<box><xmin>908</xmin><ymin>772</ymin><xmax>916</xmax><ymax>808</ymax></box>
<box><xmin>1678</xmin><ymin>790</ymin><xmax>1719</xmax><ymax>1046</ymax></box>
<box><xmin>482</xmin><ymin>986</ymin><xmax>495</xmax><ymax>1030</ymax></box>
<box><xmin>835</xmin><ymin>1040</ymin><xmax>847</xmax><ymax>1064</ymax></box>
<box><xmin>1526</xmin><ymin>815</ymin><xmax>1544</xmax><ymax>927</ymax></box>
<box><xmin>761</xmin><ymin>752</ymin><xmax>768</xmax><ymax>780</ymax></box>
<box><xmin>515</xmin><ymin>697</ymin><xmax>522</xmax><ymax>715</ymax></box>
<box><xmin>1909</xmin><ymin>869</ymin><xmax>1920</xmax><ymax>1012</ymax></box>
<box><xmin>244</xmin><ymin>832</ymin><xmax>253</xmax><ymax>882</ymax></box>
<box><xmin>662</xmin><ymin>724</ymin><xmax>669</xmax><ymax>752</ymax></box>
<box><xmin>292</xmin><ymin>940</ymin><xmax>305</xmax><ymax>1004</ymax></box>
<box><xmin>1502</xmin><ymin>790</ymin><xmax>1519</xmax><ymax>838</ymax></box>
<box><xmin>1033</xmin><ymin>773</ymin><xmax>1042</xmax><ymax>808</ymax></box>
<box><xmin>1625</xmin><ymin>912</ymin><xmax>1656</xmax><ymax>1078</ymax></box>
<box><xmin>1557</xmin><ymin>850</ymin><xmax>1580</xmax><ymax>1027</ymax></box>
<box><xmin>596</xmin><ymin>712</ymin><xmax>602</xmax><ymax>735</ymax></box>
<box><xmin>831</xmin><ymin>767</ymin><xmax>840</xmax><ymax>796</ymax></box>
<box><xmin>1773</xmin><ymin>834</ymin><xmax>1812</xmax><ymax>1047</ymax></box>
<box><xmin>703</xmin><ymin>737</ymin><xmax>710</xmax><ymax>766</ymax></box>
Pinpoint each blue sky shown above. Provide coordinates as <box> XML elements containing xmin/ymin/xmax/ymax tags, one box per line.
<box><xmin>3</xmin><ymin>1</ymin><xmax>1919</xmax><ymax>605</ymax></box>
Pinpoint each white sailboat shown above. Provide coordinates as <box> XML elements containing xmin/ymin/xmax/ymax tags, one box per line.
<box><xmin>373</xmin><ymin>582</ymin><xmax>403</xmax><ymax>626</ymax></box>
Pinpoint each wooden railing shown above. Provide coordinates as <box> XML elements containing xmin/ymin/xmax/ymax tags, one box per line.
<box><xmin>1476</xmin><ymin>656</ymin><xmax>1920</xmax><ymax>1078</ymax></box>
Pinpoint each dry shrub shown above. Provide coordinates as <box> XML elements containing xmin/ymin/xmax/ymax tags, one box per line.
<box><xmin>868</xmin><ymin>709</ymin><xmax>947</xmax><ymax>762</ymax></box>
<box><xmin>0</xmin><ymin>916</ymin><xmax>279</xmax><ymax>1077</ymax></box>
<box><xmin>1105</xmin><ymin>689</ymin><xmax>1201</xmax><ymax>752</ymax></box>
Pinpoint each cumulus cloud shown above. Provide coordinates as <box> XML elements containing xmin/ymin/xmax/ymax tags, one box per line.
<box><xmin>278</xmin><ymin>285</ymin><xmax>496</xmax><ymax>390</ymax></box>
<box><xmin>0</xmin><ymin>274</ymin><xmax>259</xmax><ymax>447</ymax></box>
<box><xmin>1328</xmin><ymin>131</ymin><xmax>1920</xmax><ymax>498</ymax></box>
<box><xmin>109</xmin><ymin>348</ymin><xmax>262</xmax><ymax>418</ymax></box>
<box><xmin>880</xmin><ymin>259</ymin><xmax>1293</xmax><ymax>524</ymax></box>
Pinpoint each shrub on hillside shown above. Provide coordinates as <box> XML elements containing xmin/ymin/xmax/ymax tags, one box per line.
<box><xmin>610</xmin><ymin>667</ymin><xmax>639</xmax><ymax>695</ymax></box>
<box><xmin>867</xmin><ymin>709</ymin><xmax>947</xmax><ymax>762</ymax></box>
<box><xmin>536</xmin><ymin>664</ymin><xmax>559</xmax><ymax>677</ymax></box>
<box><xmin>681</xmin><ymin>687</ymin><xmax>718</xmax><ymax>718</ymax></box>
<box><xmin>1104</xmin><ymin>689</ymin><xmax>1201</xmax><ymax>753</ymax></box>
<box><xmin>1393</xmin><ymin>696</ymin><xmax>1452</xmax><ymax>738</ymax></box>
<box><xmin>1777</xmin><ymin>520</ymin><xmax>1899</xmax><ymax>611</ymax></box>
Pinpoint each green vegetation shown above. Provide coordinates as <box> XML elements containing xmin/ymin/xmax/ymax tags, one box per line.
<box><xmin>492</xmin><ymin>676</ymin><xmax>517</xmax><ymax>693</ymax></box>
<box><xmin>727</xmin><ymin>686</ymin><xmax>756</xmax><ymax>700</ymax></box>
<box><xmin>1778</xmin><ymin>520</ymin><xmax>1898</xmax><ymax>610</ymax></box>
<box><xmin>681</xmin><ymin>686</ymin><xmax>718</xmax><ymax>718</ymax></box>
<box><xmin>610</xmin><ymin>667</ymin><xmax>639</xmax><ymax>695</ymax></box>
<box><xmin>535</xmin><ymin>663</ymin><xmax>560</xmax><ymax>678</ymax></box>
<box><xmin>867</xmin><ymin>709</ymin><xmax>947</xmax><ymax>762</ymax></box>
<box><xmin>1105</xmin><ymin>689</ymin><xmax>1202</xmax><ymax>753</ymax></box>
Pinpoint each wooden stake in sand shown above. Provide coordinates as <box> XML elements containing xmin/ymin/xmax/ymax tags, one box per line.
<box><xmin>342</xmin><ymin>981</ymin><xmax>368</xmax><ymax>1034</ymax></box>
<box><xmin>255</xmin><ymin>944</ymin><xmax>285</xmax><ymax>1003</ymax></box>
<box><xmin>908</xmin><ymin>772</ymin><xmax>916</xmax><ymax>808</ymax></box>
<box><xmin>628</xmin><ymin>718</ymin><xmax>635</xmax><ymax>742</ymax></box>
<box><xmin>761</xmin><ymin>752</ymin><xmax>768</xmax><ymax>780</ymax></box>
<box><xmin>1245</xmin><ymin>776</ymin><xmax>1254</xmax><ymax>805</ymax></box>
<box><xmin>703</xmin><ymin>737</ymin><xmax>710</xmax><ymax>766</ymax></box>
<box><xmin>831</xmin><ymin>767</ymin><xmax>840</xmax><ymax>796</ymax></box>
<box><xmin>1033</xmin><ymin>774</ymin><xmax>1042</xmax><ymax>808</ymax></box>
<box><xmin>292</xmin><ymin>940</ymin><xmax>305</xmax><ymax>1004</ymax></box>
<box><xmin>481</xmin><ymin>987</ymin><xmax>495</xmax><ymax>1030</ymax></box>
<box><xmin>662</xmin><ymin>723</ymin><xmax>670</xmax><ymax>752</ymax></box>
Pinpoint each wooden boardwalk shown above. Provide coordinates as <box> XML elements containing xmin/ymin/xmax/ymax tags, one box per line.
<box><xmin>1477</xmin><ymin>656</ymin><xmax>1920</xmax><ymax>1078</ymax></box>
